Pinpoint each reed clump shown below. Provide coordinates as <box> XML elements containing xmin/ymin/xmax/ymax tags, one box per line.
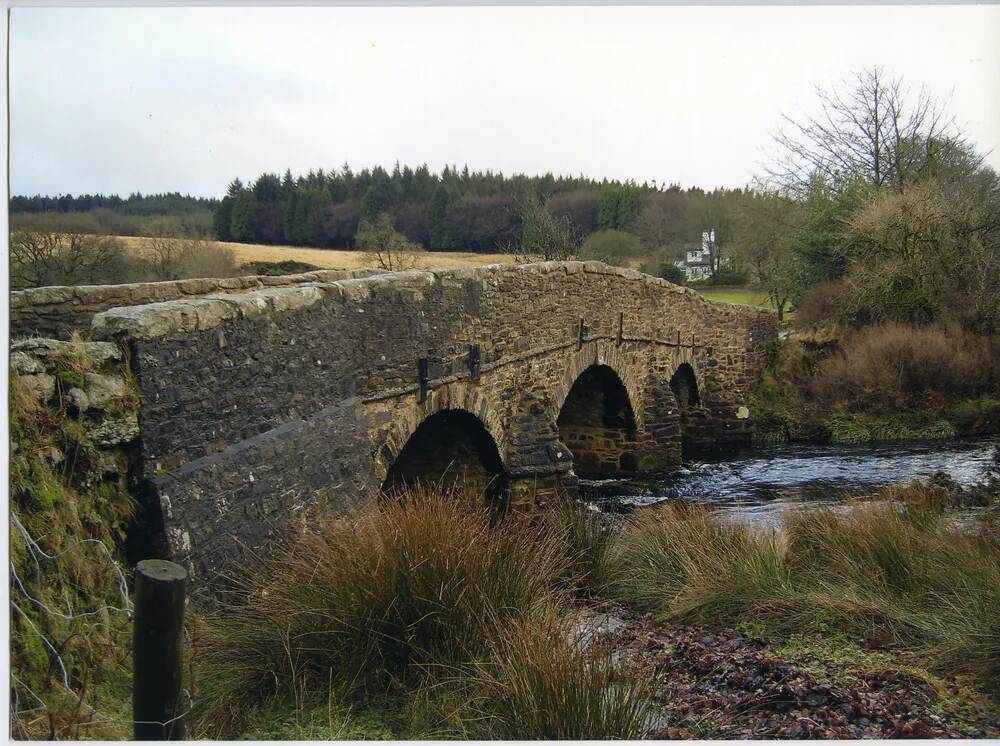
<box><xmin>607</xmin><ymin>484</ymin><xmax>1000</xmax><ymax>691</ymax></box>
<box><xmin>193</xmin><ymin>489</ymin><xmax>649</xmax><ymax>739</ymax></box>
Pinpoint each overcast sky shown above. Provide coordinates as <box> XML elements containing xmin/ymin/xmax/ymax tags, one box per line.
<box><xmin>10</xmin><ymin>5</ymin><xmax>1000</xmax><ymax>199</ymax></box>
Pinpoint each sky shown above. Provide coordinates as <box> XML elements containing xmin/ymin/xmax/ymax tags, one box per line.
<box><xmin>9</xmin><ymin>5</ymin><xmax>1000</xmax><ymax>199</ymax></box>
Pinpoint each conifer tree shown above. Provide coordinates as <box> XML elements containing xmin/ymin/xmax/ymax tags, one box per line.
<box><xmin>428</xmin><ymin>184</ymin><xmax>452</xmax><ymax>250</ymax></box>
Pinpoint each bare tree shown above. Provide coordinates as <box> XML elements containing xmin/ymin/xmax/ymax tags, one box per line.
<box><xmin>145</xmin><ymin>236</ymin><xmax>239</xmax><ymax>280</ymax></box>
<box><xmin>501</xmin><ymin>194</ymin><xmax>581</xmax><ymax>262</ymax></box>
<box><xmin>768</xmin><ymin>67</ymin><xmax>973</xmax><ymax>196</ymax></box>
<box><xmin>10</xmin><ymin>230</ymin><xmax>130</xmax><ymax>289</ymax></box>
<box><xmin>356</xmin><ymin>213</ymin><xmax>420</xmax><ymax>272</ymax></box>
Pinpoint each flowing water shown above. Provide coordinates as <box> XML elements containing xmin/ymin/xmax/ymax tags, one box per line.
<box><xmin>581</xmin><ymin>436</ymin><xmax>999</xmax><ymax>526</ymax></box>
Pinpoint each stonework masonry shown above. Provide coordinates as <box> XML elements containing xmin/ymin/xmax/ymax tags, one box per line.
<box><xmin>12</xmin><ymin>262</ymin><xmax>776</xmax><ymax>601</ymax></box>
<box><xmin>10</xmin><ymin>268</ymin><xmax>376</xmax><ymax>339</ymax></box>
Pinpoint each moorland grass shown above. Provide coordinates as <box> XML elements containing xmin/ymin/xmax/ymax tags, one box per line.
<box><xmin>607</xmin><ymin>484</ymin><xmax>1000</xmax><ymax>691</ymax></box>
<box><xmin>192</xmin><ymin>490</ymin><xmax>649</xmax><ymax>739</ymax></box>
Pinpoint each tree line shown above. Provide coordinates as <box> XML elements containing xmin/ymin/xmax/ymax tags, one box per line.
<box><xmin>10</xmin><ymin>192</ymin><xmax>218</xmax><ymax>216</ymax></box>
<box><xmin>212</xmin><ymin>163</ymin><xmax>751</xmax><ymax>265</ymax></box>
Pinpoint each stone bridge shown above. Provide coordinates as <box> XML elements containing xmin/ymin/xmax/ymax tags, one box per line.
<box><xmin>13</xmin><ymin>262</ymin><xmax>776</xmax><ymax>595</ymax></box>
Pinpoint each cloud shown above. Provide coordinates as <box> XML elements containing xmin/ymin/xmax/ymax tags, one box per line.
<box><xmin>10</xmin><ymin>5</ymin><xmax>1000</xmax><ymax>198</ymax></box>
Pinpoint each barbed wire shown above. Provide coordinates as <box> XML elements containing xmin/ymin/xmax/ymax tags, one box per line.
<box><xmin>8</xmin><ymin>509</ymin><xmax>150</xmax><ymax>739</ymax></box>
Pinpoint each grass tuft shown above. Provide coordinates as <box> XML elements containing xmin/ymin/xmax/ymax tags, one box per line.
<box><xmin>193</xmin><ymin>490</ymin><xmax>647</xmax><ymax>739</ymax></box>
<box><xmin>607</xmin><ymin>487</ymin><xmax>1000</xmax><ymax>692</ymax></box>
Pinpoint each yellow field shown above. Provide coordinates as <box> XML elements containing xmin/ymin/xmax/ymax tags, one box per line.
<box><xmin>119</xmin><ymin>236</ymin><xmax>514</xmax><ymax>271</ymax></box>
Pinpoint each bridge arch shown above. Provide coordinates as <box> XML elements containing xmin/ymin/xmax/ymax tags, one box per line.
<box><xmin>670</xmin><ymin>361</ymin><xmax>708</xmax><ymax>454</ymax></box>
<box><xmin>373</xmin><ymin>381</ymin><xmax>509</xmax><ymax>506</ymax></box>
<box><xmin>551</xmin><ymin>343</ymin><xmax>646</xmax><ymax>427</ymax></box>
<box><xmin>556</xmin><ymin>363</ymin><xmax>641</xmax><ymax>478</ymax></box>
<box><xmin>670</xmin><ymin>362</ymin><xmax>701</xmax><ymax>406</ymax></box>
<box><xmin>380</xmin><ymin>407</ymin><xmax>508</xmax><ymax>505</ymax></box>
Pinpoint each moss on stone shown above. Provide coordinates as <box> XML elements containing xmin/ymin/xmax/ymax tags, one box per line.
<box><xmin>55</xmin><ymin>369</ymin><xmax>86</xmax><ymax>390</ymax></box>
<box><xmin>9</xmin><ymin>363</ymin><xmax>134</xmax><ymax>739</ymax></box>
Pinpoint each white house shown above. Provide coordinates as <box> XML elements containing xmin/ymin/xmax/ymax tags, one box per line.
<box><xmin>674</xmin><ymin>230</ymin><xmax>729</xmax><ymax>282</ymax></box>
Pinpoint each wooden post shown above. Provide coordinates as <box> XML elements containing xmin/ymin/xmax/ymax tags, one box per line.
<box><xmin>133</xmin><ymin>559</ymin><xmax>187</xmax><ymax>740</ymax></box>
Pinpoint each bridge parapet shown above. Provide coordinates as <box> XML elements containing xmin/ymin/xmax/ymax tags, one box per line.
<box><xmin>80</xmin><ymin>261</ymin><xmax>775</xmax><ymax>599</ymax></box>
<box><xmin>10</xmin><ymin>268</ymin><xmax>377</xmax><ymax>340</ymax></box>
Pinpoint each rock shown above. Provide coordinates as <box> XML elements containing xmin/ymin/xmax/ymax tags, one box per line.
<box><xmin>10</xmin><ymin>351</ymin><xmax>45</xmax><ymax>375</ymax></box>
<box><xmin>66</xmin><ymin>387</ymin><xmax>90</xmax><ymax>413</ymax></box>
<box><xmin>90</xmin><ymin>412</ymin><xmax>140</xmax><ymax>446</ymax></box>
<box><xmin>83</xmin><ymin>372</ymin><xmax>127</xmax><ymax>409</ymax></box>
<box><xmin>83</xmin><ymin>342</ymin><xmax>122</xmax><ymax>368</ymax></box>
<box><xmin>11</xmin><ymin>338</ymin><xmax>121</xmax><ymax>370</ymax></box>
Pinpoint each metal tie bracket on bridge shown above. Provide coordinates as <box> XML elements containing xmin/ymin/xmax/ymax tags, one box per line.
<box><xmin>469</xmin><ymin>344</ymin><xmax>481</xmax><ymax>382</ymax></box>
<box><xmin>418</xmin><ymin>358</ymin><xmax>429</xmax><ymax>402</ymax></box>
<box><xmin>578</xmin><ymin>318</ymin><xmax>587</xmax><ymax>350</ymax></box>
<box><xmin>617</xmin><ymin>312</ymin><xmax>624</xmax><ymax>346</ymax></box>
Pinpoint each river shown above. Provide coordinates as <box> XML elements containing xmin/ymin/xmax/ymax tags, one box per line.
<box><xmin>581</xmin><ymin>436</ymin><xmax>999</xmax><ymax>525</ymax></box>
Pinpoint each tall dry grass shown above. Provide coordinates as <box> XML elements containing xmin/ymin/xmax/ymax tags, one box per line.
<box><xmin>193</xmin><ymin>490</ymin><xmax>649</xmax><ymax>739</ymax></box>
<box><xmin>607</xmin><ymin>486</ymin><xmax>1000</xmax><ymax>691</ymax></box>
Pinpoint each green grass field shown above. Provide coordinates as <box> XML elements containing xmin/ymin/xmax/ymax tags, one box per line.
<box><xmin>694</xmin><ymin>287</ymin><xmax>772</xmax><ymax>308</ymax></box>
<box><xmin>692</xmin><ymin>286</ymin><xmax>794</xmax><ymax>323</ymax></box>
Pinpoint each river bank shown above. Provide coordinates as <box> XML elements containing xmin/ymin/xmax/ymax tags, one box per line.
<box><xmin>750</xmin><ymin>326</ymin><xmax>1000</xmax><ymax>446</ymax></box>
<box><xmin>577</xmin><ymin>608</ymin><xmax>1000</xmax><ymax>739</ymax></box>
<box><xmin>185</xmin><ymin>475</ymin><xmax>999</xmax><ymax>740</ymax></box>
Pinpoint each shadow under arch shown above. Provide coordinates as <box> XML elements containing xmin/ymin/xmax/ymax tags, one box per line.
<box><xmin>556</xmin><ymin>364</ymin><xmax>639</xmax><ymax>478</ymax></box>
<box><xmin>669</xmin><ymin>362</ymin><xmax>701</xmax><ymax>407</ymax></box>
<box><xmin>380</xmin><ymin>408</ymin><xmax>508</xmax><ymax>509</ymax></box>
<box><xmin>669</xmin><ymin>362</ymin><xmax>707</xmax><ymax>457</ymax></box>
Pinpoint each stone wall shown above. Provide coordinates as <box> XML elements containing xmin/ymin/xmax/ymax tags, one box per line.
<box><xmin>78</xmin><ymin>261</ymin><xmax>775</xmax><ymax>596</ymax></box>
<box><xmin>10</xmin><ymin>338</ymin><xmax>146</xmax><ymax>550</ymax></box>
<box><xmin>10</xmin><ymin>268</ymin><xmax>376</xmax><ymax>340</ymax></box>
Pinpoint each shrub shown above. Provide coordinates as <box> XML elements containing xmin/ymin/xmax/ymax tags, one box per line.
<box><xmin>579</xmin><ymin>229</ymin><xmax>642</xmax><ymax>267</ymax></box>
<box><xmin>144</xmin><ymin>236</ymin><xmax>240</xmax><ymax>280</ymax></box>
<box><xmin>794</xmin><ymin>279</ymin><xmax>852</xmax><ymax>329</ymax></box>
<box><xmin>540</xmin><ymin>500</ymin><xmax>616</xmax><ymax>597</ymax></box>
<box><xmin>356</xmin><ymin>213</ymin><xmax>421</xmax><ymax>271</ymax></box>
<box><xmin>466</xmin><ymin>611</ymin><xmax>651</xmax><ymax>739</ymax></box>
<box><xmin>607</xmin><ymin>503</ymin><xmax>789</xmax><ymax>619</ymax></box>
<box><xmin>785</xmin><ymin>499</ymin><xmax>1000</xmax><ymax>685</ymax></box>
<box><xmin>827</xmin><ymin>413</ymin><xmax>957</xmax><ymax>443</ymax></box>
<box><xmin>10</xmin><ymin>229</ymin><xmax>141</xmax><ymax>289</ymax></box>
<box><xmin>810</xmin><ymin>323</ymin><xmax>997</xmax><ymax>412</ymax></box>
<box><xmin>946</xmin><ymin>396</ymin><xmax>1000</xmax><ymax>435</ymax></box>
<box><xmin>653</xmin><ymin>261</ymin><xmax>687</xmax><ymax>284</ymax></box>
